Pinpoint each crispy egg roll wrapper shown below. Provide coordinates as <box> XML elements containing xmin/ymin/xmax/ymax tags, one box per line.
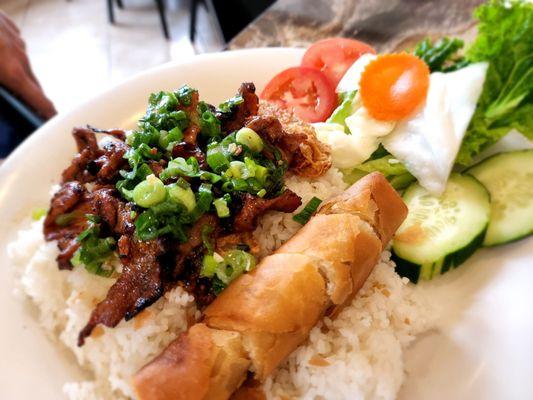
<box><xmin>278</xmin><ymin>213</ymin><xmax>381</xmax><ymax>307</ymax></box>
<box><xmin>205</xmin><ymin>253</ymin><xmax>327</xmax><ymax>333</ymax></box>
<box><xmin>133</xmin><ymin>172</ymin><xmax>407</xmax><ymax>400</ymax></box>
<box><xmin>133</xmin><ymin>324</ymin><xmax>250</xmax><ymax>400</ymax></box>
<box><xmin>205</xmin><ymin>253</ymin><xmax>328</xmax><ymax>380</ymax></box>
<box><xmin>320</xmin><ymin>172</ymin><xmax>408</xmax><ymax>246</ymax></box>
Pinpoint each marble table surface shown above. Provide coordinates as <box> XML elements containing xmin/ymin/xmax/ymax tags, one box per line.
<box><xmin>228</xmin><ymin>0</ymin><xmax>484</xmax><ymax>52</ymax></box>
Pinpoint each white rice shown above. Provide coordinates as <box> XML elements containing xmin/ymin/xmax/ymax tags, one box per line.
<box><xmin>255</xmin><ymin>167</ymin><xmax>348</xmax><ymax>256</ymax></box>
<box><xmin>264</xmin><ymin>251</ymin><xmax>433</xmax><ymax>400</ymax></box>
<box><xmin>8</xmin><ymin>221</ymin><xmax>199</xmax><ymax>400</ymax></box>
<box><xmin>7</xmin><ymin>167</ymin><xmax>435</xmax><ymax>400</ymax></box>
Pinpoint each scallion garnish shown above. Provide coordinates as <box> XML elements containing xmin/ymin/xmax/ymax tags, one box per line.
<box><xmin>55</xmin><ymin>211</ymin><xmax>81</xmax><ymax>226</ymax></box>
<box><xmin>206</xmin><ymin>149</ymin><xmax>230</xmax><ymax>173</ymax></box>
<box><xmin>200</xmin><ymin>109</ymin><xmax>221</xmax><ymax>137</ymax></box>
<box><xmin>114</xmin><ymin>86</ymin><xmax>291</xmax><ymax>247</ymax></box>
<box><xmin>32</xmin><ymin>207</ymin><xmax>47</xmax><ymax>221</ymax></box>
<box><xmin>201</xmin><ymin>225</ymin><xmax>215</xmax><ymax>254</ymax></box>
<box><xmin>218</xmin><ymin>95</ymin><xmax>244</xmax><ymax>113</ymax></box>
<box><xmin>292</xmin><ymin>197</ymin><xmax>322</xmax><ymax>225</ymax></box>
<box><xmin>211</xmin><ymin>276</ymin><xmax>226</xmax><ymax>295</ymax></box>
<box><xmin>203</xmin><ymin>249</ymin><xmax>256</xmax><ymax>287</ymax></box>
<box><xmin>71</xmin><ymin>215</ymin><xmax>116</xmax><ymax>277</ymax></box>
<box><xmin>213</xmin><ymin>195</ymin><xmax>231</xmax><ymax>218</ymax></box>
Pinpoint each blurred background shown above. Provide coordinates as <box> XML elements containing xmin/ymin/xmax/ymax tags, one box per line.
<box><xmin>1</xmin><ymin>0</ymin><xmax>274</xmax><ymax>112</ymax></box>
<box><xmin>0</xmin><ymin>0</ymin><xmax>481</xmax><ymax>157</ymax></box>
<box><xmin>0</xmin><ymin>0</ymin><xmax>275</xmax><ymax>156</ymax></box>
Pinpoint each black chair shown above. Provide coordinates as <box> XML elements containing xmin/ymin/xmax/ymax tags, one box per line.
<box><xmin>0</xmin><ymin>86</ymin><xmax>44</xmax><ymax>158</ymax></box>
<box><xmin>190</xmin><ymin>0</ymin><xmax>275</xmax><ymax>45</ymax></box>
<box><xmin>107</xmin><ymin>0</ymin><xmax>170</xmax><ymax>40</ymax></box>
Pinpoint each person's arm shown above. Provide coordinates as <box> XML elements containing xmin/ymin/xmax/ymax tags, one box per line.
<box><xmin>0</xmin><ymin>10</ymin><xmax>56</xmax><ymax>119</ymax></box>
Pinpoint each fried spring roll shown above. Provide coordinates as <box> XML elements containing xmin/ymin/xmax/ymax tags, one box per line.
<box><xmin>133</xmin><ymin>172</ymin><xmax>408</xmax><ymax>400</ymax></box>
<box><xmin>133</xmin><ymin>324</ymin><xmax>250</xmax><ymax>400</ymax></box>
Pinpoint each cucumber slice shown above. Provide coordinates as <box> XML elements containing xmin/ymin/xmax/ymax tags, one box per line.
<box><xmin>466</xmin><ymin>150</ymin><xmax>533</xmax><ymax>246</ymax></box>
<box><xmin>392</xmin><ymin>173</ymin><xmax>490</xmax><ymax>282</ymax></box>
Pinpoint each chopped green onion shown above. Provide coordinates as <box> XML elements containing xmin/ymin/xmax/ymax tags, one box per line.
<box><xmin>228</xmin><ymin>161</ymin><xmax>249</xmax><ymax>179</ymax></box>
<box><xmin>221</xmin><ymin>178</ymin><xmax>249</xmax><ymax>193</ymax></box>
<box><xmin>195</xmin><ymin>183</ymin><xmax>213</xmax><ymax>212</ymax></box>
<box><xmin>160</xmin><ymin>157</ymin><xmax>200</xmax><ymax>181</ymax></box>
<box><xmin>167</xmin><ymin>182</ymin><xmax>196</xmax><ymax>212</ymax></box>
<box><xmin>133</xmin><ymin>174</ymin><xmax>167</xmax><ymax>208</ymax></box>
<box><xmin>213</xmin><ymin>252</ymin><xmax>224</xmax><ymax>263</ymax></box>
<box><xmin>32</xmin><ymin>208</ymin><xmax>47</xmax><ymax>221</ymax></box>
<box><xmin>70</xmin><ymin>250</ymin><xmax>82</xmax><ymax>267</ymax></box>
<box><xmin>175</xmin><ymin>85</ymin><xmax>195</xmax><ymax>106</ymax></box>
<box><xmin>200</xmin><ymin>254</ymin><xmax>220</xmax><ymax>278</ymax></box>
<box><xmin>153</xmin><ymin>91</ymin><xmax>178</xmax><ymax>110</ymax></box>
<box><xmin>129</xmin><ymin>127</ymin><xmax>160</xmax><ymax>149</ymax></box>
<box><xmin>236</xmin><ymin>127</ymin><xmax>264</xmax><ymax>153</ymax></box>
<box><xmin>233</xmin><ymin>178</ymin><xmax>249</xmax><ymax>191</ymax></box>
<box><xmin>246</xmin><ymin>178</ymin><xmax>262</xmax><ymax>193</ymax></box>
<box><xmin>199</xmin><ymin>171</ymin><xmax>222</xmax><ymax>183</ymax></box>
<box><xmin>206</xmin><ymin>149</ymin><xmax>230</xmax><ymax>173</ymax></box>
<box><xmin>120</xmin><ymin>150</ymin><xmax>153</xmax><ymax>181</ymax></box>
<box><xmin>136</xmin><ymin>143</ymin><xmax>161</xmax><ymax>160</ymax></box>
<box><xmin>140</xmin><ymin>95</ymin><xmax>189</xmax><ymax>135</ymax></box>
<box><xmin>167</xmin><ymin>126</ymin><xmax>184</xmax><ymax>142</ymax></box>
<box><xmin>257</xmin><ymin>189</ymin><xmax>267</xmax><ymax>198</ymax></box>
<box><xmin>255</xmin><ymin>165</ymin><xmax>269</xmax><ymax>184</ymax></box>
<box><xmin>225</xmin><ymin>249</ymin><xmax>256</xmax><ymax>272</ymax></box>
<box><xmin>176</xmin><ymin>177</ymin><xmax>190</xmax><ymax>189</ymax></box>
<box><xmin>159</xmin><ymin>126</ymin><xmax>184</xmax><ymax>150</ymax></box>
<box><xmin>200</xmin><ymin>109</ymin><xmax>221</xmax><ymax>137</ymax></box>
<box><xmin>215</xmin><ymin>264</ymin><xmax>240</xmax><ymax>284</ymax></box>
<box><xmin>211</xmin><ymin>277</ymin><xmax>226</xmax><ymax>295</ymax></box>
<box><xmin>201</xmin><ymin>225</ymin><xmax>215</xmax><ymax>254</ymax></box>
<box><xmin>125</xmin><ymin>130</ymin><xmax>135</xmax><ymax>146</ymax></box>
<box><xmin>244</xmin><ymin>157</ymin><xmax>258</xmax><ymax>175</ymax></box>
<box><xmin>292</xmin><ymin>197</ymin><xmax>322</xmax><ymax>225</ymax></box>
<box><xmin>135</xmin><ymin>206</ymin><xmax>187</xmax><ymax>242</ymax></box>
<box><xmin>71</xmin><ymin>218</ymin><xmax>116</xmax><ymax>277</ymax></box>
<box><xmin>215</xmin><ymin>250</ymin><xmax>256</xmax><ymax>284</ymax></box>
<box><xmin>55</xmin><ymin>211</ymin><xmax>81</xmax><ymax>226</ymax></box>
<box><xmin>213</xmin><ymin>196</ymin><xmax>230</xmax><ymax>218</ymax></box>
<box><xmin>86</xmin><ymin>214</ymin><xmax>101</xmax><ymax>223</ymax></box>
<box><xmin>218</xmin><ymin>95</ymin><xmax>244</xmax><ymax>113</ymax></box>
<box><xmin>134</xmin><ymin>210</ymin><xmax>160</xmax><ymax>241</ymax></box>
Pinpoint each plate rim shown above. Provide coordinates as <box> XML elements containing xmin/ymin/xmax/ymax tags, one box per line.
<box><xmin>0</xmin><ymin>47</ymin><xmax>305</xmax><ymax>181</ymax></box>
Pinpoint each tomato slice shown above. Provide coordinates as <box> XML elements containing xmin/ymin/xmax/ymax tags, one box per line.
<box><xmin>301</xmin><ymin>38</ymin><xmax>376</xmax><ymax>87</ymax></box>
<box><xmin>260</xmin><ymin>66</ymin><xmax>336</xmax><ymax>123</ymax></box>
<box><xmin>359</xmin><ymin>53</ymin><xmax>430</xmax><ymax>121</ymax></box>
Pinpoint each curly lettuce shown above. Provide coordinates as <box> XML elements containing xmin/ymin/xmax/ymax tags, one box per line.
<box><xmin>456</xmin><ymin>0</ymin><xmax>533</xmax><ymax>165</ymax></box>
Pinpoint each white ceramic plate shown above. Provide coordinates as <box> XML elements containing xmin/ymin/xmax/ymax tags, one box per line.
<box><xmin>0</xmin><ymin>48</ymin><xmax>531</xmax><ymax>400</ymax></box>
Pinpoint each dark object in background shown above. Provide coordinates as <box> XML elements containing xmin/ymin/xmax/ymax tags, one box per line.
<box><xmin>106</xmin><ymin>0</ymin><xmax>170</xmax><ymax>39</ymax></box>
<box><xmin>191</xmin><ymin>0</ymin><xmax>275</xmax><ymax>44</ymax></box>
<box><xmin>0</xmin><ymin>86</ymin><xmax>44</xmax><ymax>158</ymax></box>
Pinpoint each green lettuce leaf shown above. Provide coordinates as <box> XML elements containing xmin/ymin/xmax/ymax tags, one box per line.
<box><xmin>326</xmin><ymin>91</ymin><xmax>358</xmax><ymax>132</ymax></box>
<box><xmin>342</xmin><ymin>152</ymin><xmax>415</xmax><ymax>191</ymax></box>
<box><xmin>457</xmin><ymin>0</ymin><xmax>533</xmax><ymax>165</ymax></box>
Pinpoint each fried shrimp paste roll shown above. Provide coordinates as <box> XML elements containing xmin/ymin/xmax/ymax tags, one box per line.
<box><xmin>132</xmin><ymin>172</ymin><xmax>407</xmax><ymax>400</ymax></box>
